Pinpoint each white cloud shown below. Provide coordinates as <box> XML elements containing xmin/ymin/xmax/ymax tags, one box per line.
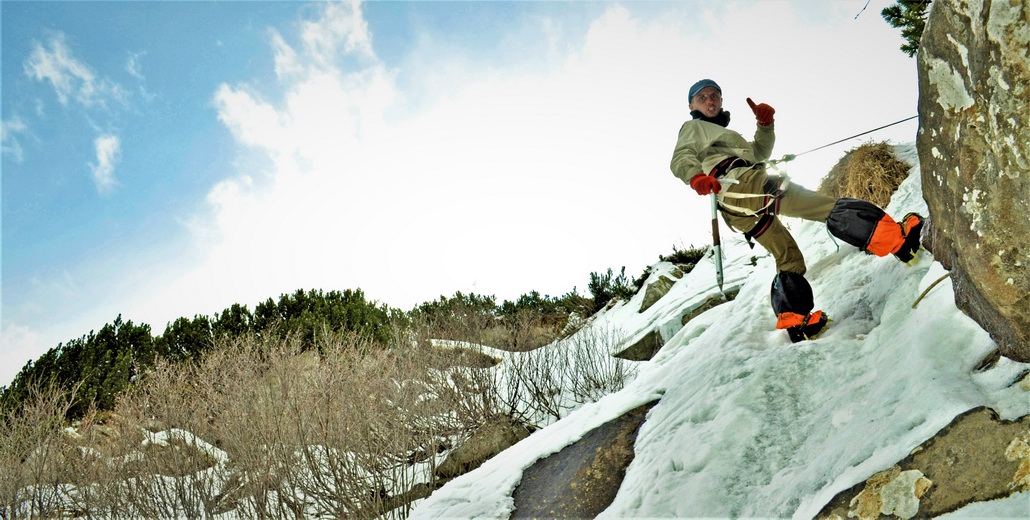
<box><xmin>146</xmin><ymin>2</ymin><xmax>696</xmax><ymax>316</ymax></box>
<box><xmin>24</xmin><ymin>32</ymin><xmax>127</xmax><ymax>108</ymax></box>
<box><xmin>132</xmin><ymin>0</ymin><xmax>918</xmax><ymax>324</ymax></box>
<box><xmin>126</xmin><ymin>51</ymin><xmax>146</xmax><ymax>80</ymax></box>
<box><xmin>272</xmin><ymin>31</ymin><xmax>303</xmax><ymax>79</ymax></box>
<box><xmin>1</xmin><ymin>0</ymin><xmax>922</xmax><ymax>385</ymax></box>
<box><xmin>0</xmin><ymin>320</ymin><xmax>45</xmax><ymax>386</ymax></box>
<box><xmin>1</xmin><ymin>118</ymin><xmax>28</xmax><ymax>162</ymax></box>
<box><xmin>90</xmin><ymin>134</ymin><xmax>121</xmax><ymax>194</ymax></box>
<box><xmin>300</xmin><ymin>0</ymin><xmax>374</xmax><ymax>65</ymax></box>
<box><xmin>20</xmin><ymin>31</ymin><xmax>137</xmax><ymax>188</ymax></box>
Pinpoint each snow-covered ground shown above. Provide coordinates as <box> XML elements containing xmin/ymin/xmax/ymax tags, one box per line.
<box><xmin>410</xmin><ymin>144</ymin><xmax>1030</xmax><ymax>519</ymax></box>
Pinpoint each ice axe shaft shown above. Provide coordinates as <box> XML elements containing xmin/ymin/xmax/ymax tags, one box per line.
<box><xmin>711</xmin><ymin>193</ymin><xmax>724</xmax><ymax>291</ymax></box>
<box><xmin>710</xmin><ymin>178</ymin><xmax>739</xmax><ymax>296</ymax></box>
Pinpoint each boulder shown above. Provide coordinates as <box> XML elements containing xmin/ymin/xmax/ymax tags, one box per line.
<box><xmin>510</xmin><ymin>400</ymin><xmax>658</xmax><ymax>518</ymax></box>
<box><xmin>435</xmin><ymin>416</ymin><xmax>530</xmax><ymax>479</ymax></box>
<box><xmin>638</xmin><ymin>270</ymin><xmax>682</xmax><ymax>313</ymax></box>
<box><xmin>916</xmin><ymin>0</ymin><xmax>1030</xmax><ymax>361</ymax></box>
<box><xmin>613</xmin><ymin>329</ymin><xmax>664</xmax><ymax>362</ymax></box>
<box><xmin>614</xmin><ymin>287</ymin><xmax>738</xmax><ymax>362</ymax></box>
<box><xmin>817</xmin><ymin>406</ymin><xmax>1030</xmax><ymax>518</ymax></box>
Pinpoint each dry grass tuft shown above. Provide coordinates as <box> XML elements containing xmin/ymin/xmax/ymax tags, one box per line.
<box><xmin>817</xmin><ymin>142</ymin><xmax>911</xmax><ymax>208</ymax></box>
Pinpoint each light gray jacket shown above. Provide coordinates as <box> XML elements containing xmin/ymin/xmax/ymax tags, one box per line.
<box><xmin>669</xmin><ymin>117</ymin><xmax>775</xmax><ymax>185</ymax></box>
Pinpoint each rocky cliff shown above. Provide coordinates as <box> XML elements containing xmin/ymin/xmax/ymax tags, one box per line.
<box><xmin>917</xmin><ymin>0</ymin><xmax>1030</xmax><ymax>361</ymax></box>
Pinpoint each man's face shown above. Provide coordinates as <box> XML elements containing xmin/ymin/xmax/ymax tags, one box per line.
<box><xmin>689</xmin><ymin>86</ymin><xmax>722</xmax><ymax>118</ymax></box>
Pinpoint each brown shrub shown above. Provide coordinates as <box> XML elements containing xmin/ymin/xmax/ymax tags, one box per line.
<box><xmin>0</xmin><ymin>317</ymin><xmax>631</xmax><ymax>519</ymax></box>
<box><xmin>817</xmin><ymin>142</ymin><xmax>912</xmax><ymax>208</ymax></box>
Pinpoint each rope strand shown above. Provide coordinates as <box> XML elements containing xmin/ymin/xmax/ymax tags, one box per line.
<box><xmin>769</xmin><ymin>115</ymin><xmax>918</xmax><ymax>164</ymax></box>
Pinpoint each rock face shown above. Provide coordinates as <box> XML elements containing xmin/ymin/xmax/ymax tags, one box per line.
<box><xmin>435</xmin><ymin>416</ymin><xmax>530</xmax><ymax>479</ymax></box>
<box><xmin>510</xmin><ymin>401</ymin><xmax>657</xmax><ymax>519</ymax></box>
<box><xmin>638</xmin><ymin>273</ymin><xmax>679</xmax><ymax>313</ymax></box>
<box><xmin>817</xmin><ymin>406</ymin><xmax>1030</xmax><ymax>519</ymax></box>
<box><xmin>916</xmin><ymin>0</ymin><xmax>1030</xmax><ymax>361</ymax></box>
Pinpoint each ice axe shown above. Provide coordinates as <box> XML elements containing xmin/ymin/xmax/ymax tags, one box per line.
<box><xmin>710</xmin><ymin>178</ymin><xmax>739</xmax><ymax>297</ymax></box>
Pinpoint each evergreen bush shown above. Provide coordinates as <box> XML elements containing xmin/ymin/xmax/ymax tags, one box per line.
<box><xmin>881</xmin><ymin>0</ymin><xmax>932</xmax><ymax>57</ymax></box>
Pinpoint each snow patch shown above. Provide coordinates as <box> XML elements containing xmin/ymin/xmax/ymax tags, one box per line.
<box><xmin>410</xmin><ymin>147</ymin><xmax>1030</xmax><ymax>520</ymax></box>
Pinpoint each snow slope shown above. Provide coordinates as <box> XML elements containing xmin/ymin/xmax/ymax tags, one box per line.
<box><xmin>409</xmin><ymin>144</ymin><xmax>1030</xmax><ymax>519</ymax></box>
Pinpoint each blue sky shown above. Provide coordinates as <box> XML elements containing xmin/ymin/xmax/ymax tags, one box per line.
<box><xmin>1</xmin><ymin>0</ymin><xmax>920</xmax><ymax>386</ymax></box>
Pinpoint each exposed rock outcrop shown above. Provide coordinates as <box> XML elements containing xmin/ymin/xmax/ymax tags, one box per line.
<box><xmin>436</xmin><ymin>416</ymin><xmax>531</xmax><ymax>479</ymax></box>
<box><xmin>510</xmin><ymin>401</ymin><xmax>657</xmax><ymax>519</ymax></box>
<box><xmin>638</xmin><ymin>270</ymin><xmax>682</xmax><ymax>313</ymax></box>
<box><xmin>614</xmin><ymin>262</ymin><xmax>740</xmax><ymax>361</ymax></box>
<box><xmin>817</xmin><ymin>406</ymin><xmax>1030</xmax><ymax>519</ymax></box>
<box><xmin>916</xmin><ymin>0</ymin><xmax>1030</xmax><ymax>361</ymax></box>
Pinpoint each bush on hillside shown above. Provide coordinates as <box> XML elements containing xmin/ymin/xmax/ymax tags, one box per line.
<box><xmin>817</xmin><ymin>142</ymin><xmax>911</xmax><ymax>208</ymax></box>
<box><xmin>410</xmin><ymin>290</ymin><xmax>589</xmax><ymax>353</ymax></box>
<box><xmin>0</xmin><ymin>290</ymin><xmax>399</xmax><ymax>422</ymax></box>
<box><xmin>659</xmin><ymin>244</ymin><xmax>708</xmax><ymax>269</ymax></box>
<box><xmin>0</xmin><ymin>316</ymin><xmax>154</xmax><ymax>420</ymax></box>
<box><xmin>588</xmin><ymin>267</ymin><xmax>636</xmax><ymax>314</ymax></box>
<box><xmin>0</xmin><ymin>314</ymin><xmax>632</xmax><ymax>518</ymax></box>
<box><xmin>409</xmin><ymin>292</ymin><xmax>500</xmax><ymax>347</ymax></box>
<box><xmin>254</xmin><ymin>288</ymin><xmax>397</xmax><ymax>348</ymax></box>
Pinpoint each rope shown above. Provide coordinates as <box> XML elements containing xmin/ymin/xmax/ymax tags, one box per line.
<box><xmin>768</xmin><ymin>115</ymin><xmax>918</xmax><ymax>165</ymax></box>
<box><xmin>854</xmin><ymin>0</ymin><xmax>872</xmax><ymax>19</ymax></box>
<box><xmin>912</xmin><ymin>273</ymin><xmax>951</xmax><ymax>309</ymax></box>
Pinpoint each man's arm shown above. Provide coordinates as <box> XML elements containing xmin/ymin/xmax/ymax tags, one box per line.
<box><xmin>751</xmin><ymin>123</ymin><xmax>775</xmax><ymax>163</ymax></box>
<box><xmin>670</xmin><ymin>121</ymin><xmax>709</xmax><ymax>184</ymax></box>
<box><xmin>746</xmin><ymin>97</ymin><xmax>776</xmax><ymax>162</ymax></box>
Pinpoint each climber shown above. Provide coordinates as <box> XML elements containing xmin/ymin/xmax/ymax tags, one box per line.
<box><xmin>670</xmin><ymin>78</ymin><xmax>924</xmax><ymax>343</ymax></box>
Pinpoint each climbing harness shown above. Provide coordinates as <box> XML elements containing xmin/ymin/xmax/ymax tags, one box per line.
<box><xmin>707</xmin><ymin>156</ymin><xmax>791</xmax><ymax>218</ymax></box>
<box><xmin>721</xmin><ymin>114</ymin><xmax>919</xmax><ymax>245</ymax></box>
<box><xmin>715</xmin><ymin>174</ymin><xmax>791</xmax><ymax>218</ymax></box>
<box><xmin>706</xmin><ymin>114</ymin><xmax>918</xmax><ymax>286</ymax></box>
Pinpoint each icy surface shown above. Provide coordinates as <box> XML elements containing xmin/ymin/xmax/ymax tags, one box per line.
<box><xmin>410</xmin><ymin>144</ymin><xmax>1030</xmax><ymax>519</ymax></box>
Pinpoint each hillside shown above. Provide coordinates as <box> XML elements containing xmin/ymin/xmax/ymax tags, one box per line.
<box><xmin>4</xmin><ymin>144</ymin><xmax>1027</xmax><ymax>519</ymax></box>
<box><xmin>409</xmin><ymin>144</ymin><xmax>1030</xmax><ymax>518</ymax></box>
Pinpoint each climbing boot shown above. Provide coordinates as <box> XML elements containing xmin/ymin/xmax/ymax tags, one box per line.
<box><xmin>893</xmin><ymin>213</ymin><xmax>924</xmax><ymax>264</ymax></box>
<box><xmin>785</xmin><ymin>311</ymin><xmax>829</xmax><ymax>343</ymax></box>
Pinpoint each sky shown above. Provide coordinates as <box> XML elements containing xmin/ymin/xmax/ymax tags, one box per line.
<box><xmin>0</xmin><ymin>0</ymin><xmax>921</xmax><ymax>387</ymax></box>
<box><xmin>410</xmin><ymin>150</ymin><xmax>1030</xmax><ymax>518</ymax></box>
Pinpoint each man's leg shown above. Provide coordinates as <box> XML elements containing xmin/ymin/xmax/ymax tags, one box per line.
<box><xmin>773</xmin><ymin>179</ymin><xmax>836</xmax><ymax>221</ymax></box>
<box><xmin>825</xmin><ymin>198</ymin><xmax>924</xmax><ymax>262</ymax></box>
<box><xmin>724</xmin><ymin>213</ymin><xmax>807</xmax><ymax>275</ymax></box>
<box><xmin>725</xmin><ymin>212</ymin><xmax>827</xmax><ymax>342</ymax></box>
<box><xmin>775</xmin><ymin>180</ymin><xmax>924</xmax><ymax>263</ymax></box>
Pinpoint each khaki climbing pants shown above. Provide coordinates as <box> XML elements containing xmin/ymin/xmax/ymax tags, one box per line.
<box><xmin>720</xmin><ymin>167</ymin><xmax>837</xmax><ymax>276</ymax></box>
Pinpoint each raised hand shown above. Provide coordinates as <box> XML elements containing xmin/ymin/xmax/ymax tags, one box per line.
<box><xmin>747</xmin><ymin>97</ymin><xmax>775</xmax><ymax>126</ymax></box>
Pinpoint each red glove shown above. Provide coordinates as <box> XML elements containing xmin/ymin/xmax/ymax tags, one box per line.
<box><xmin>689</xmin><ymin>173</ymin><xmax>721</xmax><ymax>195</ymax></box>
<box><xmin>747</xmin><ymin>97</ymin><xmax>775</xmax><ymax>126</ymax></box>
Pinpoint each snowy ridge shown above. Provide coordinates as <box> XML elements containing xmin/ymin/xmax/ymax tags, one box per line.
<box><xmin>410</xmin><ymin>144</ymin><xmax>1030</xmax><ymax>519</ymax></box>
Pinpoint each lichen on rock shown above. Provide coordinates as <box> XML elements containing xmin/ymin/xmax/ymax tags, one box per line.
<box><xmin>1004</xmin><ymin>431</ymin><xmax>1030</xmax><ymax>489</ymax></box>
<box><xmin>879</xmin><ymin>469</ymin><xmax>932</xmax><ymax>519</ymax></box>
